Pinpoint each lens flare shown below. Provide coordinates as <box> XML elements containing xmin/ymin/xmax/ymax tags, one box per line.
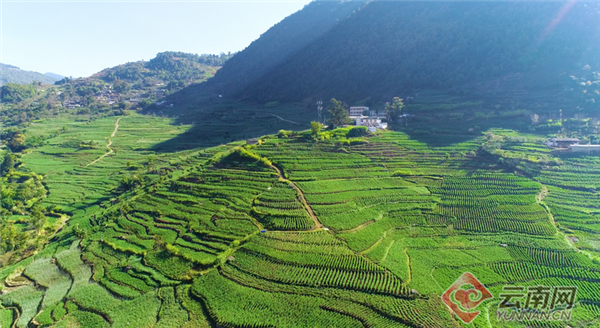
<box><xmin>539</xmin><ymin>0</ymin><xmax>577</xmax><ymax>42</ymax></box>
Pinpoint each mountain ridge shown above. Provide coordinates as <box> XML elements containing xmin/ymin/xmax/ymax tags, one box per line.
<box><xmin>0</xmin><ymin>63</ymin><xmax>62</xmax><ymax>86</ymax></box>
<box><xmin>44</xmin><ymin>72</ymin><xmax>65</xmax><ymax>81</ymax></box>
<box><xmin>176</xmin><ymin>0</ymin><xmax>599</xmax><ymax>110</ymax></box>
<box><xmin>0</xmin><ymin>52</ymin><xmax>233</xmax><ymax>126</ymax></box>
<box><xmin>198</xmin><ymin>1</ymin><xmax>367</xmax><ymax>97</ymax></box>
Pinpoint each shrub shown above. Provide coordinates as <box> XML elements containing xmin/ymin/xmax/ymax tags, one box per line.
<box><xmin>219</xmin><ymin>147</ymin><xmax>272</xmax><ymax>168</ymax></box>
<box><xmin>278</xmin><ymin>130</ymin><xmax>292</xmax><ymax>138</ymax></box>
<box><xmin>165</xmin><ymin>244</ymin><xmax>179</xmax><ymax>256</ymax></box>
<box><xmin>347</xmin><ymin>126</ymin><xmax>368</xmax><ymax>138</ymax></box>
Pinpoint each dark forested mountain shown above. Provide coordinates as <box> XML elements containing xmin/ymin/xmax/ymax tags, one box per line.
<box><xmin>0</xmin><ymin>63</ymin><xmax>60</xmax><ymax>86</ymax></box>
<box><xmin>203</xmin><ymin>1</ymin><xmax>366</xmax><ymax>96</ymax></box>
<box><xmin>193</xmin><ymin>1</ymin><xmax>599</xmax><ymax>107</ymax></box>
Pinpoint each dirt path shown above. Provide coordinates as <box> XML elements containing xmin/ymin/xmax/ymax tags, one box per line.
<box><xmin>268</xmin><ymin>113</ymin><xmax>299</xmax><ymax>125</ymax></box>
<box><xmin>536</xmin><ymin>185</ymin><xmax>548</xmax><ymax>202</ymax></box>
<box><xmin>430</xmin><ymin>268</ymin><xmax>444</xmax><ymax>291</ymax></box>
<box><xmin>361</xmin><ymin>231</ymin><xmax>387</xmax><ymax>255</ymax></box>
<box><xmin>536</xmin><ymin>184</ymin><xmax>595</xmax><ymax>260</ymax></box>
<box><xmin>380</xmin><ymin>239</ymin><xmax>396</xmax><ymax>263</ymax></box>
<box><xmin>86</xmin><ymin>117</ymin><xmax>121</xmax><ymax>166</ymax></box>
<box><xmin>111</xmin><ymin>117</ymin><xmax>121</xmax><ymax>137</ymax></box>
<box><xmin>339</xmin><ymin>220</ymin><xmax>375</xmax><ymax>234</ymax></box>
<box><xmin>269</xmin><ymin>164</ymin><xmax>323</xmax><ymax>229</ymax></box>
<box><xmin>536</xmin><ymin>185</ymin><xmax>556</xmax><ymax>226</ymax></box>
<box><xmin>404</xmin><ymin>247</ymin><xmax>412</xmax><ymax>285</ymax></box>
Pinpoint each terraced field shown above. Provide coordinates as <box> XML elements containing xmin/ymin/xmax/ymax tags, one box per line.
<box><xmin>2</xmin><ymin>125</ymin><xmax>600</xmax><ymax>327</ymax></box>
<box><xmin>22</xmin><ymin>113</ymin><xmax>196</xmax><ymax>213</ymax></box>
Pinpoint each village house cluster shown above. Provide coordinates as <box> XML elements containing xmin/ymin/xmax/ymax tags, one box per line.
<box><xmin>349</xmin><ymin>106</ymin><xmax>388</xmax><ymax>132</ymax></box>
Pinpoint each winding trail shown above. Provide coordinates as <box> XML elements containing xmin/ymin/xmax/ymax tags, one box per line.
<box><xmin>361</xmin><ymin>231</ymin><xmax>387</xmax><ymax>254</ymax></box>
<box><xmin>536</xmin><ymin>185</ymin><xmax>548</xmax><ymax>202</ymax></box>
<box><xmin>268</xmin><ymin>113</ymin><xmax>299</xmax><ymax>125</ymax></box>
<box><xmin>110</xmin><ymin>117</ymin><xmax>121</xmax><ymax>137</ymax></box>
<box><xmin>430</xmin><ymin>268</ymin><xmax>444</xmax><ymax>292</ymax></box>
<box><xmin>269</xmin><ymin>164</ymin><xmax>323</xmax><ymax>230</ymax></box>
<box><xmin>86</xmin><ymin>117</ymin><xmax>121</xmax><ymax>167</ymax></box>
<box><xmin>536</xmin><ymin>185</ymin><xmax>557</xmax><ymax>227</ymax></box>
<box><xmin>339</xmin><ymin>220</ymin><xmax>375</xmax><ymax>234</ymax></box>
<box><xmin>262</xmin><ymin>162</ymin><xmax>409</xmax><ymax>292</ymax></box>
<box><xmin>537</xmin><ymin>184</ymin><xmax>599</xmax><ymax>263</ymax></box>
<box><xmin>380</xmin><ymin>239</ymin><xmax>396</xmax><ymax>263</ymax></box>
<box><xmin>404</xmin><ymin>247</ymin><xmax>412</xmax><ymax>285</ymax></box>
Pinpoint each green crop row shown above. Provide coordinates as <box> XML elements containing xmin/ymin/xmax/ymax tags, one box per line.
<box><xmin>231</xmin><ymin>250</ymin><xmax>407</xmax><ymax>295</ymax></box>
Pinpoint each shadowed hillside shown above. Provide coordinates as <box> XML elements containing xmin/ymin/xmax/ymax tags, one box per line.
<box><xmin>202</xmin><ymin>1</ymin><xmax>366</xmax><ymax>97</ymax></box>
<box><xmin>165</xmin><ymin>1</ymin><xmax>599</xmax><ymax>109</ymax></box>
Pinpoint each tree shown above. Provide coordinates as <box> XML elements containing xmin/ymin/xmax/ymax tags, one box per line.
<box><xmin>139</xmin><ymin>98</ymin><xmax>154</xmax><ymax>108</ymax></box>
<box><xmin>113</xmin><ymin>80</ymin><xmax>130</xmax><ymax>94</ymax></box>
<box><xmin>310</xmin><ymin>121</ymin><xmax>323</xmax><ymax>137</ymax></box>
<box><xmin>1</xmin><ymin>128</ymin><xmax>27</xmax><ymax>152</ymax></box>
<box><xmin>385</xmin><ymin>97</ymin><xmax>404</xmax><ymax>123</ymax></box>
<box><xmin>73</xmin><ymin>224</ymin><xmax>87</xmax><ymax>239</ymax></box>
<box><xmin>327</xmin><ymin>98</ymin><xmax>350</xmax><ymax>127</ymax></box>
<box><xmin>0</xmin><ymin>83</ymin><xmax>36</xmax><ymax>103</ymax></box>
<box><xmin>1</xmin><ymin>222</ymin><xmax>25</xmax><ymax>252</ymax></box>
<box><xmin>30</xmin><ymin>204</ymin><xmax>46</xmax><ymax>234</ymax></box>
<box><xmin>118</xmin><ymin>101</ymin><xmax>131</xmax><ymax>110</ymax></box>
<box><xmin>118</xmin><ymin>172</ymin><xmax>146</xmax><ymax>192</ymax></box>
<box><xmin>1</xmin><ymin>152</ymin><xmax>15</xmax><ymax>175</ymax></box>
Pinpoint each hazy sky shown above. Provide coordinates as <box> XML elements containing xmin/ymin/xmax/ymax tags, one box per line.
<box><xmin>1</xmin><ymin>0</ymin><xmax>311</xmax><ymax>78</ymax></box>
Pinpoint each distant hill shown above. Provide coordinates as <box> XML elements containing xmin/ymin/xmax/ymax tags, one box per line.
<box><xmin>1</xmin><ymin>52</ymin><xmax>233</xmax><ymax>125</ymax></box>
<box><xmin>91</xmin><ymin>51</ymin><xmax>233</xmax><ymax>85</ymax></box>
<box><xmin>44</xmin><ymin>72</ymin><xmax>65</xmax><ymax>81</ymax></box>
<box><xmin>0</xmin><ymin>63</ymin><xmax>61</xmax><ymax>85</ymax></box>
<box><xmin>187</xmin><ymin>1</ymin><xmax>599</xmax><ymax>108</ymax></box>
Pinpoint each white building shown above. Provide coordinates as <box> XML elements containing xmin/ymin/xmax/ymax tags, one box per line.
<box><xmin>356</xmin><ymin>116</ymin><xmax>387</xmax><ymax>131</ymax></box>
<box><xmin>372</xmin><ymin>110</ymin><xmax>386</xmax><ymax>118</ymax></box>
<box><xmin>546</xmin><ymin>138</ymin><xmax>580</xmax><ymax>148</ymax></box>
<box><xmin>349</xmin><ymin>106</ymin><xmax>369</xmax><ymax>118</ymax></box>
<box><xmin>570</xmin><ymin>144</ymin><xmax>600</xmax><ymax>153</ymax></box>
